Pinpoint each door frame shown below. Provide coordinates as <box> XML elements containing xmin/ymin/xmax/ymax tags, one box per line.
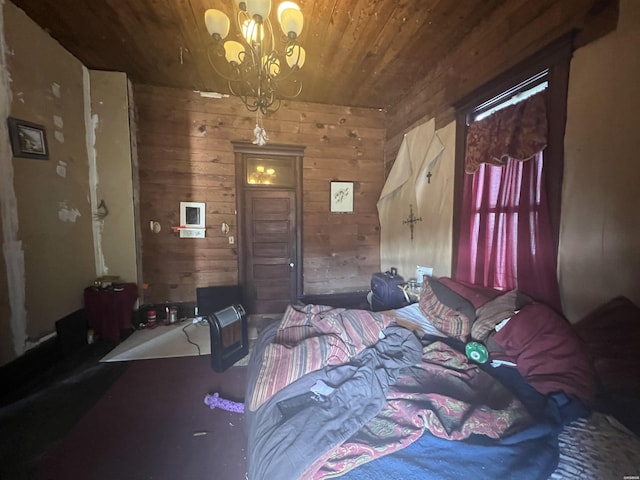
<box><xmin>232</xmin><ymin>141</ymin><xmax>305</xmax><ymax>307</ymax></box>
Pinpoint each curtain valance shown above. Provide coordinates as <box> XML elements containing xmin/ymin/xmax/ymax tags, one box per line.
<box><xmin>464</xmin><ymin>91</ymin><xmax>547</xmax><ymax>174</ymax></box>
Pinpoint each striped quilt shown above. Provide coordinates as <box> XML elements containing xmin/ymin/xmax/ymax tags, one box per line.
<box><xmin>248</xmin><ymin>304</ymin><xmax>393</xmax><ymax>411</ymax></box>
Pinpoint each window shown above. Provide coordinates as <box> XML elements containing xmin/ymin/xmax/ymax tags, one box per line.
<box><xmin>245</xmin><ymin>156</ymin><xmax>296</xmax><ymax>186</ymax></box>
<box><xmin>452</xmin><ymin>35</ymin><xmax>573</xmax><ymax>311</ymax></box>
<box><xmin>461</xmin><ymin>151</ymin><xmax>548</xmax><ymax>292</ymax></box>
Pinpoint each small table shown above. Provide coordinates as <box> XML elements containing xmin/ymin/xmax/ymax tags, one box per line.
<box><xmin>84</xmin><ymin>283</ymin><xmax>138</xmax><ymax>341</ymax></box>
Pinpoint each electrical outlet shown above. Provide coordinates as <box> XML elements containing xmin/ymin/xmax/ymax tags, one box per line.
<box><xmin>228</xmin><ymin>235</ymin><xmax>234</xmax><ymax>245</ymax></box>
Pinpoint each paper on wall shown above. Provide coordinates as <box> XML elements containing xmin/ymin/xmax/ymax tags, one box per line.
<box><xmin>416</xmin><ymin>265</ymin><xmax>433</xmax><ymax>283</ymax></box>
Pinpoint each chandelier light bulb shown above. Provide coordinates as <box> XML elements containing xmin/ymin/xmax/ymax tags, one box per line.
<box><xmin>224</xmin><ymin>40</ymin><xmax>245</xmax><ymax>65</ymax></box>
<box><xmin>242</xmin><ymin>18</ymin><xmax>264</xmax><ymax>43</ymax></box>
<box><xmin>279</xmin><ymin>7</ymin><xmax>303</xmax><ymax>37</ymax></box>
<box><xmin>286</xmin><ymin>45</ymin><xmax>305</xmax><ymax>69</ymax></box>
<box><xmin>246</xmin><ymin>0</ymin><xmax>271</xmax><ymax>20</ymax></box>
<box><xmin>277</xmin><ymin>1</ymin><xmax>301</xmax><ymax>21</ymax></box>
<box><xmin>204</xmin><ymin>9</ymin><xmax>230</xmax><ymax>39</ymax></box>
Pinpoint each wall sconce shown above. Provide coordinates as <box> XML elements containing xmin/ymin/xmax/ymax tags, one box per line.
<box><xmin>150</xmin><ymin>221</ymin><xmax>161</xmax><ymax>233</ymax></box>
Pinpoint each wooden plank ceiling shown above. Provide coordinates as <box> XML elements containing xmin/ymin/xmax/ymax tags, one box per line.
<box><xmin>9</xmin><ymin>0</ymin><xmax>615</xmax><ymax>111</ymax></box>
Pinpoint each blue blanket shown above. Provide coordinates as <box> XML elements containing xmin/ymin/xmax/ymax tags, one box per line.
<box><xmin>340</xmin><ymin>366</ymin><xmax>589</xmax><ymax>480</ymax></box>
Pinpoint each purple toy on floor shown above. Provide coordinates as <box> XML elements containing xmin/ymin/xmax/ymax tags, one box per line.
<box><xmin>204</xmin><ymin>392</ymin><xmax>245</xmax><ymax>413</ymax></box>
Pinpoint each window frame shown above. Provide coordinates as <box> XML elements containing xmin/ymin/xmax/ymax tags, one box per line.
<box><xmin>451</xmin><ymin>33</ymin><xmax>574</xmax><ymax>277</ymax></box>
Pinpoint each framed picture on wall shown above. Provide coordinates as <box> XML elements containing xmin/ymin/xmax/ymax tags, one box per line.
<box><xmin>330</xmin><ymin>181</ymin><xmax>354</xmax><ymax>213</ymax></box>
<box><xmin>7</xmin><ymin>117</ymin><xmax>49</xmax><ymax>160</ymax></box>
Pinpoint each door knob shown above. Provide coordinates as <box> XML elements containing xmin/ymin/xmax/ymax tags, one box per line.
<box><xmin>289</xmin><ymin>261</ymin><xmax>295</xmax><ymax>269</ymax></box>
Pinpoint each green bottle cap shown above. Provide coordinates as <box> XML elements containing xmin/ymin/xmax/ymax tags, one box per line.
<box><xmin>465</xmin><ymin>342</ymin><xmax>489</xmax><ymax>364</ymax></box>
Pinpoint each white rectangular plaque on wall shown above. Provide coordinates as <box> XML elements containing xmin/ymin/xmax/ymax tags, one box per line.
<box><xmin>179</xmin><ymin>202</ymin><xmax>206</xmax><ymax>238</ymax></box>
<box><xmin>330</xmin><ymin>181</ymin><xmax>354</xmax><ymax>213</ymax></box>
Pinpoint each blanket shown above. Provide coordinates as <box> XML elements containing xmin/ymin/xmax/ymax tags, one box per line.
<box><xmin>248</xmin><ymin>304</ymin><xmax>394</xmax><ymax>411</ymax></box>
<box><xmin>313</xmin><ymin>340</ymin><xmax>534</xmax><ymax>478</ymax></box>
<box><xmin>246</xmin><ymin>307</ymin><xmax>544</xmax><ymax>480</ymax></box>
<box><xmin>338</xmin><ymin>367</ymin><xmax>589</xmax><ymax>480</ymax></box>
<box><xmin>247</xmin><ymin>322</ymin><xmax>423</xmax><ymax>480</ymax></box>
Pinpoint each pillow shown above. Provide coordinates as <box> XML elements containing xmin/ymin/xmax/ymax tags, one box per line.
<box><xmin>419</xmin><ymin>276</ymin><xmax>476</xmax><ymax>341</ymax></box>
<box><xmin>471</xmin><ymin>289</ymin><xmax>531</xmax><ymax>342</ymax></box>
<box><xmin>438</xmin><ymin>277</ymin><xmax>500</xmax><ymax>309</ymax></box>
<box><xmin>491</xmin><ymin>302</ymin><xmax>595</xmax><ymax>404</ymax></box>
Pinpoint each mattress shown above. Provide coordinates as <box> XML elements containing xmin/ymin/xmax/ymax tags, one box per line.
<box><xmin>552</xmin><ymin>412</ymin><xmax>640</xmax><ymax>479</ymax></box>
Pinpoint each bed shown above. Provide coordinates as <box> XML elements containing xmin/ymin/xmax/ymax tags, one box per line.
<box><xmin>245</xmin><ymin>276</ymin><xmax>640</xmax><ymax>479</ymax></box>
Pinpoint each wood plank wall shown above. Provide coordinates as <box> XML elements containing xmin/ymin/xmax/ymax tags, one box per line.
<box><xmin>133</xmin><ymin>84</ymin><xmax>385</xmax><ymax>304</ymax></box>
<box><xmin>383</xmin><ymin>0</ymin><xmax>618</xmax><ymax>171</ymax></box>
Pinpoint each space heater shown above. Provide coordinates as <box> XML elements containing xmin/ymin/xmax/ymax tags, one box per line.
<box><xmin>206</xmin><ymin>304</ymin><xmax>248</xmax><ymax>372</ymax></box>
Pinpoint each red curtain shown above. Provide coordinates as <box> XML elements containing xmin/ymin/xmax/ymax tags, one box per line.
<box><xmin>455</xmin><ymin>90</ymin><xmax>561</xmax><ymax>312</ymax></box>
<box><xmin>456</xmin><ymin>153</ymin><xmax>561</xmax><ymax>311</ymax></box>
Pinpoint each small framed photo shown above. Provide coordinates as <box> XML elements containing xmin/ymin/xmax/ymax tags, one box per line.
<box><xmin>330</xmin><ymin>181</ymin><xmax>354</xmax><ymax>213</ymax></box>
<box><xmin>7</xmin><ymin>117</ymin><xmax>49</xmax><ymax>160</ymax></box>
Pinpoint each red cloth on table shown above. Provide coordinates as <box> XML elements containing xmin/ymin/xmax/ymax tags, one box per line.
<box><xmin>84</xmin><ymin>284</ymin><xmax>138</xmax><ymax>341</ymax></box>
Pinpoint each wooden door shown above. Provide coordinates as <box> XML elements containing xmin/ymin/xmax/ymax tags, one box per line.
<box><xmin>233</xmin><ymin>141</ymin><xmax>304</xmax><ymax>315</ymax></box>
<box><xmin>243</xmin><ymin>189</ymin><xmax>297</xmax><ymax>313</ymax></box>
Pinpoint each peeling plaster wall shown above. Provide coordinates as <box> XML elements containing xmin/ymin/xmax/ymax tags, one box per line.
<box><xmin>1</xmin><ymin>2</ymin><xmax>95</xmax><ymax>364</ymax></box>
<box><xmin>0</xmin><ymin>0</ymin><xmax>20</xmax><ymax>361</ymax></box>
<box><xmin>89</xmin><ymin>70</ymin><xmax>137</xmax><ymax>284</ymax></box>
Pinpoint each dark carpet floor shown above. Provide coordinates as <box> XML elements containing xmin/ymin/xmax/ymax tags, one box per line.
<box><xmin>0</xmin><ymin>342</ymin><xmax>248</xmax><ymax>480</ymax></box>
<box><xmin>0</xmin><ymin>341</ymin><xmax>128</xmax><ymax>480</ymax></box>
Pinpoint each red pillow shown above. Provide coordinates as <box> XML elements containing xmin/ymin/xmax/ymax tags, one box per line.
<box><xmin>491</xmin><ymin>302</ymin><xmax>595</xmax><ymax>403</ymax></box>
<box><xmin>438</xmin><ymin>277</ymin><xmax>500</xmax><ymax>309</ymax></box>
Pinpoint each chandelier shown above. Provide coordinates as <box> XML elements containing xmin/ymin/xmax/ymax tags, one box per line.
<box><xmin>204</xmin><ymin>1</ymin><xmax>306</xmax><ymax>117</ymax></box>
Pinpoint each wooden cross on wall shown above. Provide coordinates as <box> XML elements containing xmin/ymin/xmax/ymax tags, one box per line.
<box><xmin>403</xmin><ymin>204</ymin><xmax>422</xmax><ymax>241</ymax></box>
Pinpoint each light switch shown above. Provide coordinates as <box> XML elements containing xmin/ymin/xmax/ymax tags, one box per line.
<box><xmin>228</xmin><ymin>236</ymin><xmax>235</xmax><ymax>244</ymax></box>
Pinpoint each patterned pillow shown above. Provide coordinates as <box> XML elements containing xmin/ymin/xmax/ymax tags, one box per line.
<box><xmin>419</xmin><ymin>276</ymin><xmax>474</xmax><ymax>341</ymax></box>
<box><xmin>471</xmin><ymin>289</ymin><xmax>531</xmax><ymax>342</ymax></box>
